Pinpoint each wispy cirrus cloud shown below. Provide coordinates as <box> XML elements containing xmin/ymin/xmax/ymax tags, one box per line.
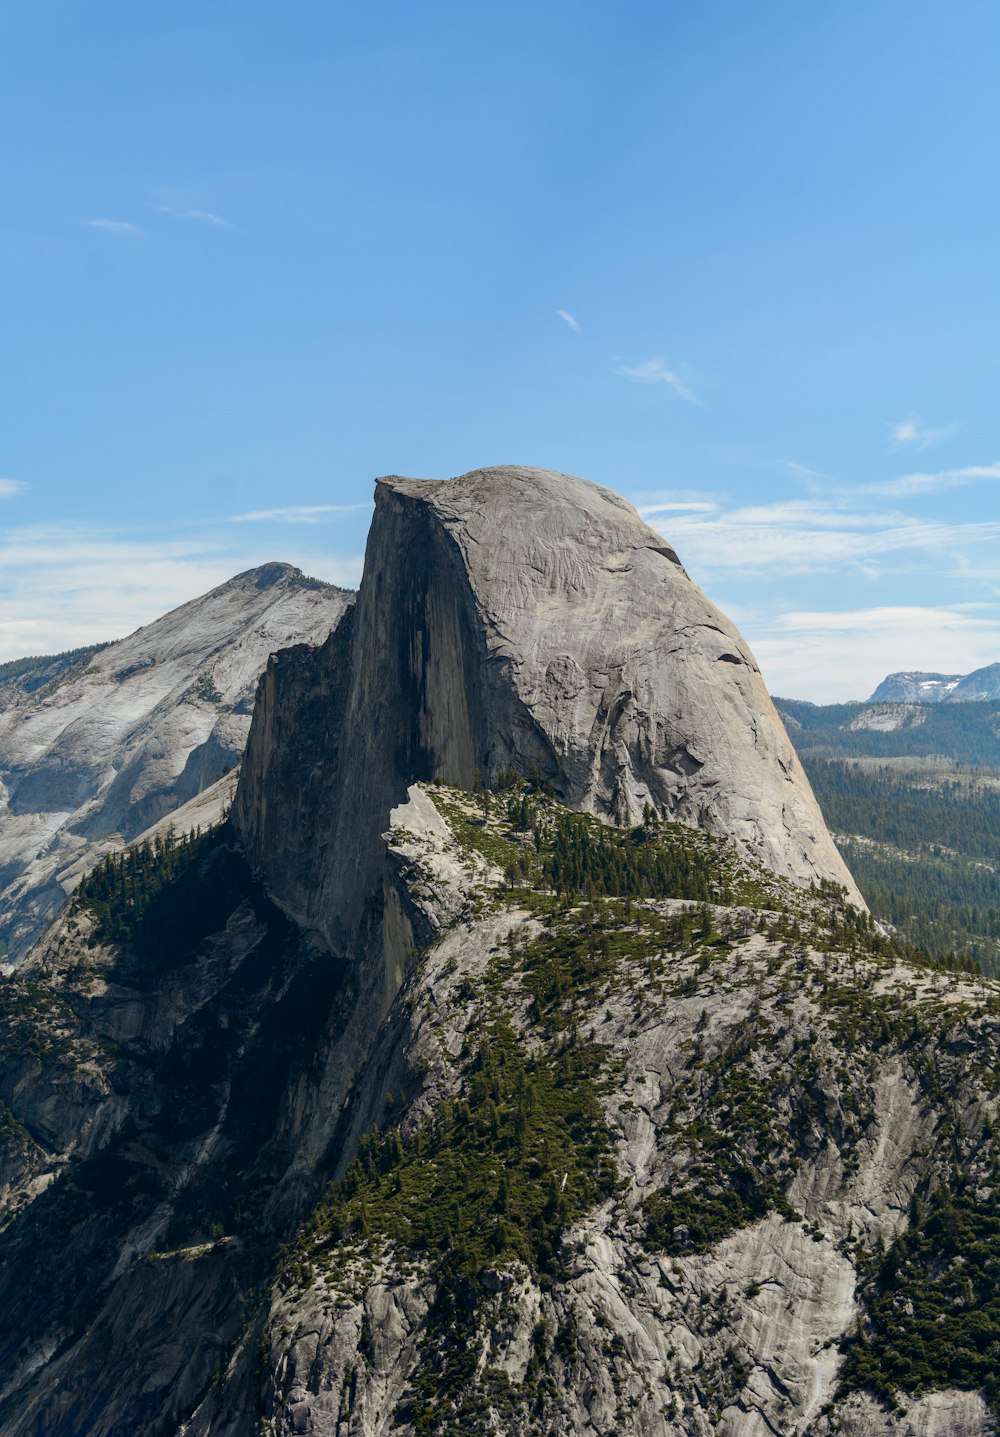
<box><xmin>614</xmin><ymin>357</ymin><xmax>703</xmax><ymax>407</ymax></box>
<box><xmin>229</xmin><ymin>503</ymin><xmax>373</xmax><ymax>524</ymax></box>
<box><xmin>0</xmin><ymin>480</ymin><xmax>26</xmax><ymax>499</ymax></box>
<box><xmin>157</xmin><ymin>205</ymin><xmax>231</xmax><ymax>226</ymax></box>
<box><xmin>864</xmin><ymin>461</ymin><xmax>1000</xmax><ymax>498</ymax></box>
<box><xmin>889</xmin><ymin>412</ymin><xmax>957</xmax><ymax>450</ymax></box>
<box><xmin>557</xmin><ymin>309</ymin><xmax>581</xmax><ymax>333</ymax></box>
<box><xmin>779</xmin><ymin>460</ymin><xmax>828</xmax><ymax>493</ymax></box>
<box><xmin>637</xmin><ymin>493</ymin><xmax>1000</xmax><ymax>581</ymax></box>
<box><xmin>625</xmin><ymin>468</ymin><xmax>1000</xmax><ymax>699</ymax></box>
<box><xmin>637</xmin><ymin>500</ymin><xmax>718</xmax><ymax>517</ymax></box>
<box><xmin>0</xmin><ymin>521</ymin><xmax>364</xmax><ymax>662</ymax></box>
<box><xmin>632</xmin><ymin>487</ymin><xmax>723</xmax><ymax>520</ymax></box>
<box><xmin>750</xmin><ymin>603</ymin><xmax>1000</xmax><ymax>703</ymax></box>
<box><xmin>83</xmin><ymin>218</ymin><xmax>138</xmax><ymax>234</ymax></box>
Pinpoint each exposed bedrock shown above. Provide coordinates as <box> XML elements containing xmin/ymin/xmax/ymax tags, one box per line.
<box><xmin>0</xmin><ymin>563</ymin><xmax>351</xmax><ymax>962</ymax></box>
<box><xmin>234</xmin><ymin>464</ymin><xmax>862</xmax><ymax>952</ymax></box>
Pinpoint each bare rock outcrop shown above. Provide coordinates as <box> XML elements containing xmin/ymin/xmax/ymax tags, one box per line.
<box><xmin>190</xmin><ymin>786</ymin><xmax>1000</xmax><ymax>1437</ymax></box>
<box><xmin>869</xmin><ymin>664</ymin><xmax>1000</xmax><ymax>704</ymax></box>
<box><xmin>235</xmin><ymin>466</ymin><xmax>861</xmax><ymax>957</ymax></box>
<box><xmin>14</xmin><ymin>468</ymin><xmax>988</xmax><ymax>1437</ymax></box>
<box><xmin>0</xmin><ymin>564</ymin><xmax>351</xmax><ymax>961</ymax></box>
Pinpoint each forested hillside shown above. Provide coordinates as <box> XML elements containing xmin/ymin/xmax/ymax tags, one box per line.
<box><xmin>777</xmin><ymin>697</ymin><xmax>1000</xmax><ymax>975</ymax></box>
<box><xmin>777</xmin><ymin>697</ymin><xmax>1000</xmax><ymax>767</ymax></box>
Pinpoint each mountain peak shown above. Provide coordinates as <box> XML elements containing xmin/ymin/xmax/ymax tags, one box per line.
<box><xmin>869</xmin><ymin>663</ymin><xmax>1000</xmax><ymax>704</ymax></box>
<box><xmin>235</xmin><ymin>464</ymin><xmax>862</xmax><ymax>952</ymax></box>
<box><xmin>0</xmin><ymin>567</ymin><xmax>352</xmax><ymax>960</ymax></box>
<box><xmin>377</xmin><ymin>465</ymin><xmax>686</xmax><ymax>565</ymax></box>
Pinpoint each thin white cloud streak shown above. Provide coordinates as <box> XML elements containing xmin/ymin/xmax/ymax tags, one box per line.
<box><xmin>646</xmin><ymin>497</ymin><xmax>1000</xmax><ymax>580</ymax></box>
<box><xmin>614</xmin><ymin>357</ymin><xmax>703</xmax><ymax>407</ymax></box>
<box><xmin>629</xmin><ymin>483</ymin><xmax>1000</xmax><ymax>701</ymax></box>
<box><xmin>749</xmin><ymin>604</ymin><xmax>1000</xmax><ymax>704</ymax></box>
<box><xmin>157</xmin><ymin>206</ymin><xmax>231</xmax><ymax>226</ymax></box>
<box><xmin>864</xmin><ymin>461</ymin><xmax>1000</xmax><ymax>498</ymax></box>
<box><xmin>632</xmin><ymin>487</ymin><xmax>725</xmax><ymax>507</ymax></box>
<box><xmin>637</xmin><ymin>501</ymin><xmax>718</xmax><ymax>516</ymax></box>
<box><xmin>557</xmin><ymin>309</ymin><xmax>581</xmax><ymax>333</ymax></box>
<box><xmin>0</xmin><ymin>524</ymin><xmax>363</xmax><ymax>662</ymax></box>
<box><xmin>229</xmin><ymin>503</ymin><xmax>373</xmax><ymax>524</ymax></box>
<box><xmin>774</xmin><ymin>603</ymin><xmax>997</xmax><ymax>635</ymax></box>
<box><xmin>721</xmin><ymin>499</ymin><xmax>904</xmax><ymax>530</ymax></box>
<box><xmin>889</xmin><ymin>413</ymin><xmax>957</xmax><ymax>450</ymax></box>
<box><xmin>0</xmin><ymin>480</ymin><xmax>26</xmax><ymax>499</ymax></box>
<box><xmin>83</xmin><ymin>219</ymin><xmax>137</xmax><ymax>233</ymax></box>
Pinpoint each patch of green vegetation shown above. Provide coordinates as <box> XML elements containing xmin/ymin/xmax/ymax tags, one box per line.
<box><xmin>776</xmin><ymin>697</ymin><xmax>1000</xmax><ymax>768</ymax></box>
<box><xmin>192</xmin><ymin>672</ymin><xmax>224</xmax><ymax>706</ymax></box>
<box><xmin>294</xmin><ymin>1011</ymin><xmax>614</xmax><ymax>1283</ymax></box>
<box><xmin>839</xmin><ymin>839</ymin><xmax>1000</xmax><ymax>976</ymax></box>
<box><xmin>644</xmin><ymin>1180</ymin><xmax>775</xmax><ymax>1254</ymax></box>
<box><xmin>641</xmin><ymin>1010</ymin><xmax>801</xmax><ymax>1255</ymax></box>
<box><xmin>431</xmin><ymin>779</ymin><xmax>789</xmax><ymax>914</ymax></box>
<box><xmin>513</xmin><ymin>898</ymin><xmax>697</xmax><ymax>1025</ymax></box>
<box><xmin>0</xmin><ymin>977</ymin><xmax>79</xmax><ymax>1060</ymax></box>
<box><xmin>428</xmin><ymin>789</ymin><xmax>528</xmax><ymax>875</ymax></box>
<box><xmin>435</xmin><ymin>779</ymin><xmax>979</xmax><ymax>989</ymax></box>
<box><xmin>840</xmin><ymin>1173</ymin><xmax>1000</xmax><ymax>1412</ymax></box>
<box><xmin>786</xmin><ymin>753</ymin><xmax>1000</xmax><ymax>973</ymax></box>
<box><xmin>74</xmin><ymin>822</ymin><xmax>233</xmax><ymax>964</ymax></box>
<box><xmin>0</xmin><ymin>641</ymin><xmax>113</xmax><ymax>694</ymax></box>
<box><xmin>778</xmin><ymin>874</ymin><xmax>982</xmax><ymax>980</ymax></box>
<box><xmin>0</xmin><ymin>1097</ymin><xmax>36</xmax><ymax>1153</ymax></box>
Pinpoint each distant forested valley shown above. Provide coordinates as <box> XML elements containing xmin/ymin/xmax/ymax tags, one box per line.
<box><xmin>777</xmin><ymin>697</ymin><xmax>1000</xmax><ymax>975</ymax></box>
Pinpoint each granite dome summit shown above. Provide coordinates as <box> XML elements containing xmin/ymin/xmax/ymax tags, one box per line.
<box><xmin>236</xmin><ymin>465</ymin><xmax>861</xmax><ymax>946</ymax></box>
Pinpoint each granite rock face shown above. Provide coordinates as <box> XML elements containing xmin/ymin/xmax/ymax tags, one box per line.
<box><xmin>235</xmin><ymin>466</ymin><xmax>862</xmax><ymax>954</ymax></box>
<box><xmin>0</xmin><ymin>564</ymin><xmax>351</xmax><ymax>961</ymax></box>
<box><xmin>13</xmin><ymin>468</ymin><xmax>988</xmax><ymax>1437</ymax></box>
<box><xmin>1</xmin><ymin>779</ymin><xmax>994</xmax><ymax>1435</ymax></box>
<box><xmin>188</xmin><ymin>786</ymin><xmax>999</xmax><ymax>1437</ymax></box>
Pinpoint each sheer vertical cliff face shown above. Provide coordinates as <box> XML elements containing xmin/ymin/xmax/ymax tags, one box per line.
<box><xmin>234</xmin><ymin>465</ymin><xmax>861</xmax><ymax>949</ymax></box>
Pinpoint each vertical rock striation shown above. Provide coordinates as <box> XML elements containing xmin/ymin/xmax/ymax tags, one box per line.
<box><xmin>235</xmin><ymin>464</ymin><xmax>862</xmax><ymax>952</ymax></box>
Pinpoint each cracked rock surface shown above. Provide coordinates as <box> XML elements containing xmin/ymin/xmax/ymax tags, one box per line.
<box><xmin>234</xmin><ymin>467</ymin><xmax>862</xmax><ymax>960</ymax></box>
<box><xmin>192</xmin><ymin>787</ymin><xmax>999</xmax><ymax>1437</ymax></box>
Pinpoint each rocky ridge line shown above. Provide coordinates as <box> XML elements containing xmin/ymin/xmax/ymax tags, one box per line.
<box><xmin>0</xmin><ymin>563</ymin><xmax>352</xmax><ymax>961</ymax></box>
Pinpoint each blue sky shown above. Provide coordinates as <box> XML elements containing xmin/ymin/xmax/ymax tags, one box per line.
<box><xmin>1</xmin><ymin>0</ymin><xmax>997</xmax><ymax>699</ymax></box>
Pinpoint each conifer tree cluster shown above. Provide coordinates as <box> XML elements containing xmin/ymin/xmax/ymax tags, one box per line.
<box><xmin>75</xmin><ymin>826</ymin><xmax>213</xmax><ymax>953</ymax></box>
<box><xmin>498</xmin><ymin>785</ymin><xmax>718</xmax><ymax>902</ymax></box>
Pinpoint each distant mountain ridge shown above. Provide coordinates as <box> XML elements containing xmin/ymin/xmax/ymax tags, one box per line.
<box><xmin>0</xmin><ymin>563</ymin><xmax>352</xmax><ymax>962</ymax></box>
<box><xmin>869</xmin><ymin>662</ymin><xmax>1000</xmax><ymax>703</ymax></box>
<box><xmin>775</xmin><ymin>696</ymin><xmax>1000</xmax><ymax>767</ymax></box>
